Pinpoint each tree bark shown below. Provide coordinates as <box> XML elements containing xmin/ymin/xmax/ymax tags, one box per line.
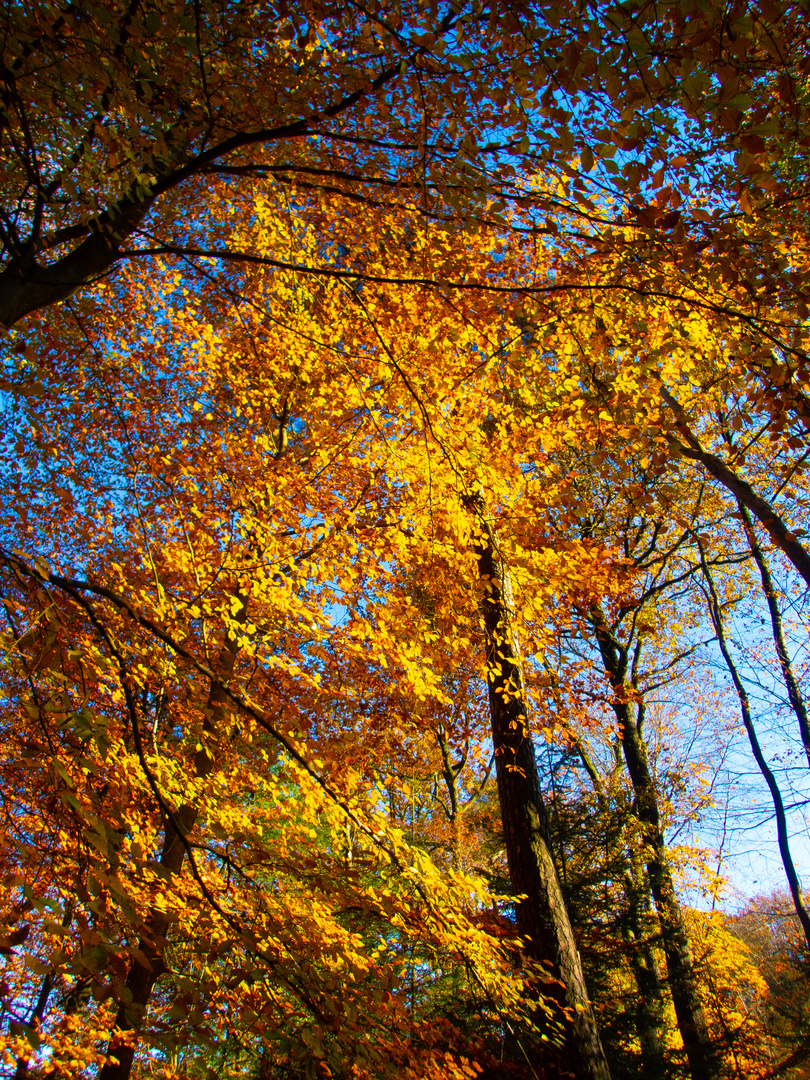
<box><xmin>589</xmin><ymin>603</ymin><xmax>719</xmax><ymax>1080</ymax></box>
<box><xmin>570</xmin><ymin>733</ymin><xmax>667</xmax><ymax>1078</ymax></box>
<box><xmin>621</xmin><ymin>869</ymin><xmax>667</xmax><ymax>1080</ymax></box>
<box><xmin>466</xmin><ymin>492</ymin><xmax>611</xmax><ymax>1080</ymax></box>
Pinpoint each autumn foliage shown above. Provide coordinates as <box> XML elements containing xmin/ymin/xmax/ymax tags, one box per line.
<box><xmin>1</xmin><ymin>1</ymin><xmax>810</xmax><ymax>1079</ymax></box>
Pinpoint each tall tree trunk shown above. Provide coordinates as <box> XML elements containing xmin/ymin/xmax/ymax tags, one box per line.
<box><xmin>98</xmin><ymin>605</ymin><xmax>244</xmax><ymax>1080</ymax></box>
<box><xmin>466</xmin><ymin>492</ymin><xmax>611</xmax><ymax>1080</ymax></box>
<box><xmin>588</xmin><ymin>603</ymin><xmax>719</xmax><ymax>1080</ymax></box>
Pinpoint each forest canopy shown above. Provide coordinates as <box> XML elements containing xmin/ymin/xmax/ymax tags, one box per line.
<box><xmin>1</xmin><ymin>1</ymin><xmax>810</xmax><ymax>1078</ymax></box>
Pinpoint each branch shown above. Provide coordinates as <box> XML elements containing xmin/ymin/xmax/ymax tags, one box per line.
<box><xmin>661</xmin><ymin>385</ymin><xmax>810</xmax><ymax>590</ymax></box>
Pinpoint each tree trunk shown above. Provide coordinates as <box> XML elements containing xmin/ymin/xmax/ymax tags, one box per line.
<box><xmin>589</xmin><ymin>603</ymin><xmax>719</xmax><ymax>1080</ymax></box>
<box><xmin>622</xmin><ymin>863</ymin><xmax>668</xmax><ymax>1080</ymax></box>
<box><xmin>696</xmin><ymin>548</ymin><xmax>810</xmax><ymax>951</ymax></box>
<box><xmin>466</xmin><ymin>492</ymin><xmax>611</xmax><ymax>1080</ymax></box>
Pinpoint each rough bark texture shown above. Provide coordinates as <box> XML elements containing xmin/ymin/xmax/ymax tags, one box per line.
<box><xmin>589</xmin><ymin>604</ymin><xmax>719</xmax><ymax>1080</ymax></box>
<box><xmin>467</xmin><ymin>494</ymin><xmax>611</xmax><ymax>1080</ymax></box>
<box><xmin>98</xmin><ymin>610</ymin><xmax>243</xmax><ymax>1080</ymax></box>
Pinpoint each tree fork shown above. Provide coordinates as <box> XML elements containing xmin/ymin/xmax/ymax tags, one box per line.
<box><xmin>0</xmin><ymin>195</ymin><xmax>155</xmax><ymax>328</ymax></box>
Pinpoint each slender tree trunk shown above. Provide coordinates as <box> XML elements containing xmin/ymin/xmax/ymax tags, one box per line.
<box><xmin>622</xmin><ymin>869</ymin><xmax>667</xmax><ymax>1080</ymax></box>
<box><xmin>589</xmin><ymin>603</ymin><xmax>719</xmax><ymax>1080</ymax></box>
<box><xmin>14</xmin><ymin>907</ymin><xmax>74</xmax><ymax>1079</ymax></box>
<box><xmin>696</xmin><ymin>548</ymin><xmax>810</xmax><ymax>950</ymax></box>
<box><xmin>436</xmin><ymin>725</ymin><xmax>463</xmax><ymax>870</ymax></box>
<box><xmin>98</xmin><ymin>606</ymin><xmax>244</xmax><ymax>1080</ymax></box>
<box><xmin>466</xmin><ymin>492</ymin><xmax>611</xmax><ymax>1080</ymax></box>
<box><xmin>738</xmin><ymin>502</ymin><xmax>810</xmax><ymax>769</ymax></box>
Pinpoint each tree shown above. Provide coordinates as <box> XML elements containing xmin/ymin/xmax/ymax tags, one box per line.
<box><xmin>537</xmin><ymin>709</ymin><xmax>670</xmax><ymax>1080</ymax></box>
<box><xmin>586</xmin><ymin>598</ymin><xmax>718</xmax><ymax>1080</ymax></box>
<box><xmin>696</xmin><ymin>543</ymin><xmax>810</xmax><ymax>952</ymax></box>
<box><xmin>0</xmin><ymin>236</ymin><xmax>535</xmax><ymax>1078</ymax></box>
<box><xmin>4</xmin><ymin>3</ymin><xmax>810</xmax><ymax>1077</ymax></box>
<box><xmin>5</xmin><ymin>0</ymin><xmax>809</xmax><ymax>340</ymax></box>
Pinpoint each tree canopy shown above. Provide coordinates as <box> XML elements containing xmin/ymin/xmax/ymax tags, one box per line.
<box><xmin>1</xmin><ymin>1</ymin><xmax>810</xmax><ymax>1079</ymax></box>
